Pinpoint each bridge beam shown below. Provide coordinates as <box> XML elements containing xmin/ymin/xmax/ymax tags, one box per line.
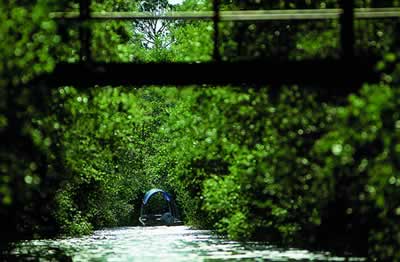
<box><xmin>36</xmin><ymin>59</ymin><xmax>378</xmax><ymax>92</ymax></box>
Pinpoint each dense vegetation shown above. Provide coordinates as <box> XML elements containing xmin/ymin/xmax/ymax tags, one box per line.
<box><xmin>1</xmin><ymin>0</ymin><xmax>400</xmax><ymax>260</ymax></box>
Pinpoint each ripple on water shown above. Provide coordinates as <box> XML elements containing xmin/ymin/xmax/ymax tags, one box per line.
<box><xmin>8</xmin><ymin>226</ymin><xmax>365</xmax><ymax>262</ymax></box>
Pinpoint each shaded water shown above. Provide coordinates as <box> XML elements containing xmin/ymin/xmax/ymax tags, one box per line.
<box><xmin>7</xmin><ymin>226</ymin><xmax>364</xmax><ymax>261</ymax></box>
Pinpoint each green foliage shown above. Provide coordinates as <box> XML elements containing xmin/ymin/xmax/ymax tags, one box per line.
<box><xmin>53</xmin><ymin>87</ymin><xmax>167</xmax><ymax>231</ymax></box>
<box><xmin>313</xmin><ymin>85</ymin><xmax>400</xmax><ymax>260</ymax></box>
<box><xmin>54</xmin><ymin>185</ymin><xmax>93</xmax><ymax>236</ymax></box>
<box><xmin>204</xmin><ymin>175</ymin><xmax>254</xmax><ymax>239</ymax></box>
<box><xmin>0</xmin><ymin>0</ymin><xmax>63</xmax><ymax>238</ymax></box>
<box><xmin>0</xmin><ymin>0</ymin><xmax>59</xmax><ymax>85</ymax></box>
<box><xmin>170</xmin><ymin>22</ymin><xmax>213</xmax><ymax>62</ymax></box>
<box><xmin>156</xmin><ymin>87</ymin><xmax>334</xmax><ymax>243</ymax></box>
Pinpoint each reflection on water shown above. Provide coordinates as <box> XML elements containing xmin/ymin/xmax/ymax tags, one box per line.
<box><xmin>8</xmin><ymin>226</ymin><xmax>365</xmax><ymax>261</ymax></box>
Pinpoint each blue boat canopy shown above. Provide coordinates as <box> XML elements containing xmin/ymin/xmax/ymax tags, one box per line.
<box><xmin>142</xmin><ymin>188</ymin><xmax>172</xmax><ymax>205</ymax></box>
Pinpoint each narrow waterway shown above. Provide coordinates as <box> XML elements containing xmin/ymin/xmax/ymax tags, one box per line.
<box><xmin>7</xmin><ymin>226</ymin><xmax>364</xmax><ymax>261</ymax></box>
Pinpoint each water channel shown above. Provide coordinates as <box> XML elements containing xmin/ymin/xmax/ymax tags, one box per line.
<box><xmin>5</xmin><ymin>226</ymin><xmax>365</xmax><ymax>261</ymax></box>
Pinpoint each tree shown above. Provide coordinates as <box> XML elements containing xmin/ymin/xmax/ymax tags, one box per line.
<box><xmin>134</xmin><ymin>0</ymin><xmax>175</xmax><ymax>49</ymax></box>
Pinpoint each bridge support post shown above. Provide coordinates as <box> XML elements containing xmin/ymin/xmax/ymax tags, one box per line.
<box><xmin>79</xmin><ymin>0</ymin><xmax>92</xmax><ymax>63</ymax></box>
<box><xmin>340</xmin><ymin>0</ymin><xmax>355</xmax><ymax>61</ymax></box>
<box><xmin>213</xmin><ymin>0</ymin><xmax>221</xmax><ymax>62</ymax></box>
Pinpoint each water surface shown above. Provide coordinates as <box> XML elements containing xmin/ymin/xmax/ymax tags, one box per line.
<box><xmin>8</xmin><ymin>226</ymin><xmax>365</xmax><ymax>261</ymax></box>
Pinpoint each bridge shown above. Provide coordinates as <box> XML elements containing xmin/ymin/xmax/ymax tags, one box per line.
<box><xmin>35</xmin><ymin>0</ymin><xmax>400</xmax><ymax>91</ymax></box>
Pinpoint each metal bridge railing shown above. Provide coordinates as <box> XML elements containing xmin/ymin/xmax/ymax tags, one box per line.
<box><xmin>50</xmin><ymin>8</ymin><xmax>400</xmax><ymax>21</ymax></box>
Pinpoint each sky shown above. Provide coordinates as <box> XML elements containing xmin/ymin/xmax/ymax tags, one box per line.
<box><xmin>168</xmin><ymin>0</ymin><xmax>184</xmax><ymax>5</ymax></box>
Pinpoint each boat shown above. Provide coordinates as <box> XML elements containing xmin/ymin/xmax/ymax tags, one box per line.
<box><xmin>139</xmin><ymin>188</ymin><xmax>183</xmax><ymax>226</ymax></box>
